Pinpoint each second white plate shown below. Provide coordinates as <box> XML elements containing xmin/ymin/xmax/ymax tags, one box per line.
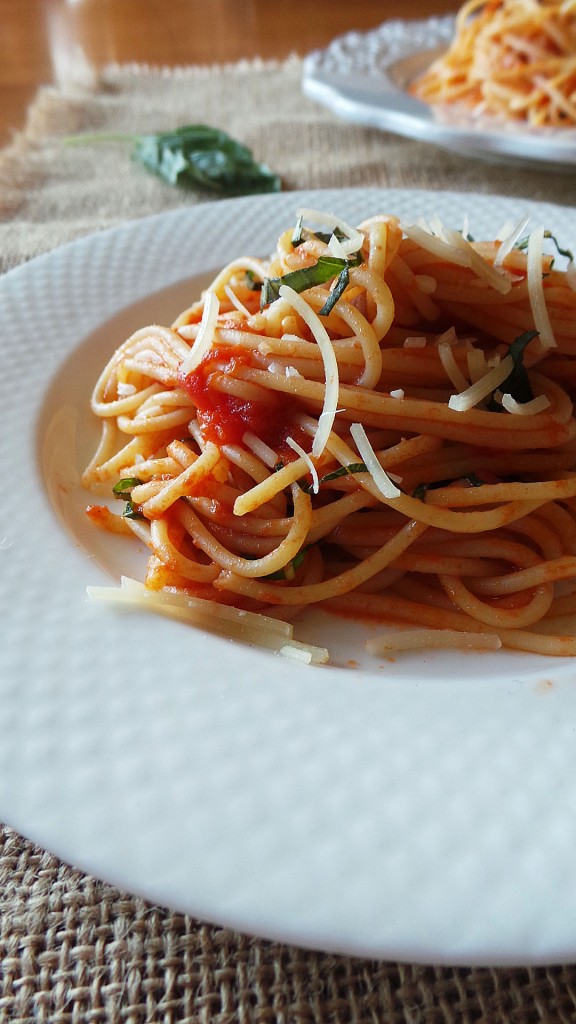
<box><xmin>302</xmin><ymin>16</ymin><xmax>576</xmax><ymax>167</ymax></box>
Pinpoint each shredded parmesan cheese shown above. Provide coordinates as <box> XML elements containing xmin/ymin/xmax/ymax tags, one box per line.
<box><xmin>224</xmin><ymin>284</ymin><xmax>251</xmax><ymax>317</ymax></box>
<box><xmin>179</xmin><ymin>291</ymin><xmax>219</xmax><ymax>374</ymax></box>
<box><xmin>286</xmin><ymin>436</ymin><xmax>319</xmax><ymax>494</ymax></box>
<box><xmin>438</xmin><ymin>342</ymin><xmax>469</xmax><ymax>392</ymax></box>
<box><xmin>350</xmin><ymin>423</ymin><xmax>402</xmax><ymax>499</ymax></box>
<box><xmin>279</xmin><ymin>284</ymin><xmax>339</xmax><ymax>458</ymax></box>
<box><xmin>500</xmin><ymin>393</ymin><xmax>551</xmax><ymax>415</ymax></box>
<box><xmin>296</xmin><ymin>207</ymin><xmax>365</xmax><ymax>256</ymax></box>
<box><xmin>494</xmin><ymin>215</ymin><xmax>530</xmax><ymax>266</ymax></box>
<box><xmin>328</xmin><ymin>233</ymin><xmax>350</xmax><ymax>259</ymax></box>
<box><xmin>527</xmin><ymin>226</ymin><xmax>556</xmax><ymax>348</ymax></box>
<box><xmin>404</xmin><ymin>223</ymin><xmax>512</xmax><ymax>294</ymax></box>
<box><xmin>448</xmin><ymin>355</ymin><xmax>513</xmax><ymax>411</ymax></box>
<box><xmin>87</xmin><ymin>577</ymin><xmax>329</xmax><ymax>664</ymax></box>
<box><xmin>442</xmin><ymin>227</ymin><xmax>513</xmax><ymax>294</ymax></box>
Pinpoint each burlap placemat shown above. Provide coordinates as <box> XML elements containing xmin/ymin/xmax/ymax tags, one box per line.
<box><xmin>2</xmin><ymin>57</ymin><xmax>576</xmax><ymax>1023</ymax></box>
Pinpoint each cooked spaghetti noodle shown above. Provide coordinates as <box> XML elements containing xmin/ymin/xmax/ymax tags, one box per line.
<box><xmin>83</xmin><ymin>206</ymin><xmax>576</xmax><ymax>661</ymax></box>
<box><xmin>410</xmin><ymin>0</ymin><xmax>576</xmax><ymax>127</ymax></box>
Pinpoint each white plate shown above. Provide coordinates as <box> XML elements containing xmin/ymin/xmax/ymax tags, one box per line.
<box><xmin>302</xmin><ymin>16</ymin><xmax>576</xmax><ymax>168</ymax></box>
<box><xmin>3</xmin><ymin>188</ymin><xmax>576</xmax><ymax>966</ymax></box>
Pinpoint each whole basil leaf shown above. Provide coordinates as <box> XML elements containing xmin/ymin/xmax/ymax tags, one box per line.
<box><xmin>64</xmin><ymin>124</ymin><xmax>281</xmax><ymax>197</ymax></box>
<box><xmin>133</xmin><ymin>124</ymin><xmax>281</xmax><ymax>195</ymax></box>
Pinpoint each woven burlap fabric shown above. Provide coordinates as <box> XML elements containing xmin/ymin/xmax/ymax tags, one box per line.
<box><xmin>3</xmin><ymin>57</ymin><xmax>576</xmax><ymax>1023</ymax></box>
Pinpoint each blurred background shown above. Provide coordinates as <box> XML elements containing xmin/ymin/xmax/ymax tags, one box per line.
<box><xmin>2</xmin><ymin>0</ymin><xmax>460</xmax><ymax>147</ymax></box>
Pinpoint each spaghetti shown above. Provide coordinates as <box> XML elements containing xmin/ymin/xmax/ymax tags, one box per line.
<box><xmin>83</xmin><ymin>206</ymin><xmax>576</xmax><ymax>662</ymax></box>
<box><xmin>410</xmin><ymin>0</ymin><xmax>576</xmax><ymax>128</ymax></box>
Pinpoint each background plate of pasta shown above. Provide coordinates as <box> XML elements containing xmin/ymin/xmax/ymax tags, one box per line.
<box><xmin>4</xmin><ymin>188</ymin><xmax>576</xmax><ymax>964</ymax></box>
<box><xmin>303</xmin><ymin>4</ymin><xmax>576</xmax><ymax>167</ymax></box>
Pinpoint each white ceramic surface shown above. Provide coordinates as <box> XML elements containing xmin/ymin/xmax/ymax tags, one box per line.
<box><xmin>302</xmin><ymin>17</ymin><xmax>576</xmax><ymax>168</ymax></box>
<box><xmin>3</xmin><ymin>189</ymin><xmax>576</xmax><ymax>966</ymax></box>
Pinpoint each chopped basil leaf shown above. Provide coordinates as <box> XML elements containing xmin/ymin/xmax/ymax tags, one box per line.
<box><xmin>265</xmin><ymin>548</ymin><xmax>307</xmax><ymax>580</ymax></box>
<box><xmin>318</xmin><ymin>266</ymin><xmax>350</xmax><ymax>315</ymax></box>
<box><xmin>320</xmin><ymin>462</ymin><xmax>367</xmax><ymax>482</ymax></box>
<box><xmin>244</xmin><ymin>270</ymin><xmax>262</xmax><ymax>292</ymax></box>
<box><xmin>112</xmin><ymin>477</ymin><xmax>145</xmax><ymax>519</ymax></box>
<box><xmin>122</xmin><ymin>501</ymin><xmax>146</xmax><ymax>520</ymax></box>
<box><xmin>299</xmin><ymin>462</ymin><xmax>368</xmax><ymax>493</ymax></box>
<box><xmin>113</xmin><ymin>477</ymin><xmax>142</xmax><ymax>496</ymax></box>
<box><xmin>413</xmin><ymin>473</ymin><xmax>484</xmax><ymax>501</ymax></box>
<box><xmin>260</xmin><ymin>252</ymin><xmax>362</xmax><ymax>308</ymax></box>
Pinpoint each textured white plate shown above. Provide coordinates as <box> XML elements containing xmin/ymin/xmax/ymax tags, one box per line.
<box><xmin>3</xmin><ymin>188</ymin><xmax>576</xmax><ymax>966</ymax></box>
<box><xmin>302</xmin><ymin>17</ymin><xmax>576</xmax><ymax>168</ymax></box>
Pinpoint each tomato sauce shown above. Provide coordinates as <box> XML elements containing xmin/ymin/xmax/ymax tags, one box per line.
<box><xmin>179</xmin><ymin>345</ymin><xmax>306</xmax><ymax>456</ymax></box>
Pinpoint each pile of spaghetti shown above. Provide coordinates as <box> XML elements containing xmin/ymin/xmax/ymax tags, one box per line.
<box><xmin>410</xmin><ymin>0</ymin><xmax>576</xmax><ymax>127</ymax></box>
<box><xmin>83</xmin><ymin>206</ymin><xmax>576</xmax><ymax>663</ymax></box>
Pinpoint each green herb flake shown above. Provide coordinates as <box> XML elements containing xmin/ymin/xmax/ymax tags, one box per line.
<box><xmin>265</xmin><ymin>548</ymin><xmax>307</xmax><ymax>581</ymax></box>
<box><xmin>112</xmin><ymin>476</ymin><xmax>142</xmax><ymax>497</ymax></box>
<box><xmin>320</xmin><ymin>462</ymin><xmax>367</xmax><ymax>483</ymax></box>
<box><xmin>318</xmin><ymin>266</ymin><xmax>350</xmax><ymax>316</ymax></box>
<box><xmin>413</xmin><ymin>473</ymin><xmax>484</xmax><ymax>501</ymax></box>
<box><xmin>260</xmin><ymin>252</ymin><xmax>363</xmax><ymax>308</ymax></box>
<box><xmin>112</xmin><ymin>477</ymin><xmax>145</xmax><ymax>520</ymax></box>
<box><xmin>122</xmin><ymin>502</ymin><xmax>146</xmax><ymax>521</ymax></box>
<box><xmin>244</xmin><ymin>270</ymin><xmax>262</xmax><ymax>292</ymax></box>
<box><xmin>299</xmin><ymin>462</ymin><xmax>368</xmax><ymax>493</ymax></box>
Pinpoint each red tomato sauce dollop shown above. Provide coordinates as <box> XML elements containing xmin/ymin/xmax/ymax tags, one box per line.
<box><xmin>179</xmin><ymin>345</ymin><xmax>306</xmax><ymax>457</ymax></box>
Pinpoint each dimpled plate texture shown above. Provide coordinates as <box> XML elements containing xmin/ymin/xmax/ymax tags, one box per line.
<box><xmin>302</xmin><ymin>17</ymin><xmax>576</xmax><ymax>168</ymax></box>
<box><xmin>3</xmin><ymin>188</ymin><xmax>576</xmax><ymax>967</ymax></box>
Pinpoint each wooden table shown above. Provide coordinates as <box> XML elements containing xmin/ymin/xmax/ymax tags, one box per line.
<box><xmin>1</xmin><ymin>0</ymin><xmax>459</xmax><ymax>148</ymax></box>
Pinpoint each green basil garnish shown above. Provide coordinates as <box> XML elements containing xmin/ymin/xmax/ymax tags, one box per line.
<box><xmin>299</xmin><ymin>462</ymin><xmax>368</xmax><ymax>494</ymax></box>
<box><xmin>260</xmin><ymin>252</ymin><xmax>362</xmax><ymax>308</ymax></box>
<box><xmin>265</xmin><ymin>549</ymin><xmax>307</xmax><ymax>581</ymax></box>
<box><xmin>112</xmin><ymin>477</ymin><xmax>145</xmax><ymax>520</ymax></box>
<box><xmin>413</xmin><ymin>473</ymin><xmax>484</xmax><ymax>501</ymax></box>
<box><xmin>112</xmin><ymin>477</ymin><xmax>142</xmax><ymax>496</ymax></box>
<box><xmin>318</xmin><ymin>266</ymin><xmax>350</xmax><ymax>316</ymax></box>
